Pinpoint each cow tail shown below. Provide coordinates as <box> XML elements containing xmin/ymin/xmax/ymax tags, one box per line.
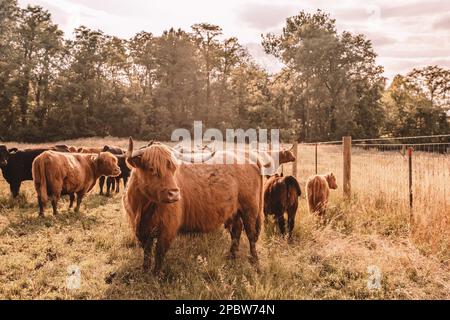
<box><xmin>284</xmin><ymin>176</ymin><xmax>301</xmax><ymax>197</ymax></box>
<box><xmin>32</xmin><ymin>158</ymin><xmax>48</xmax><ymax>203</ymax></box>
<box><xmin>283</xmin><ymin>175</ymin><xmax>300</xmax><ymax>207</ymax></box>
<box><xmin>256</xmin><ymin>174</ymin><xmax>264</xmax><ymax>238</ymax></box>
<box><xmin>307</xmin><ymin>177</ymin><xmax>317</xmax><ymax>213</ymax></box>
<box><xmin>313</xmin><ymin>177</ymin><xmax>321</xmax><ymax>212</ymax></box>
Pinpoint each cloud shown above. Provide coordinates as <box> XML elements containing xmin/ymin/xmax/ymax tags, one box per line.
<box><xmin>380</xmin><ymin>1</ymin><xmax>450</xmax><ymax>19</ymax></box>
<box><xmin>237</xmin><ymin>2</ymin><xmax>299</xmax><ymax>30</ymax></box>
<box><xmin>364</xmin><ymin>32</ymin><xmax>398</xmax><ymax>47</ymax></box>
<box><xmin>433</xmin><ymin>14</ymin><xmax>450</xmax><ymax>30</ymax></box>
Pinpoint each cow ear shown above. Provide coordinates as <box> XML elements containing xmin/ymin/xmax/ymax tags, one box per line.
<box><xmin>126</xmin><ymin>156</ymin><xmax>142</xmax><ymax>168</ymax></box>
<box><xmin>103</xmin><ymin>145</ymin><xmax>109</xmax><ymax>152</ymax></box>
<box><xmin>8</xmin><ymin>148</ymin><xmax>18</xmax><ymax>153</ymax></box>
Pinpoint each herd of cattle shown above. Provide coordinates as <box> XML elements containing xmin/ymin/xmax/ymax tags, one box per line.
<box><xmin>0</xmin><ymin>139</ymin><xmax>337</xmax><ymax>273</ymax></box>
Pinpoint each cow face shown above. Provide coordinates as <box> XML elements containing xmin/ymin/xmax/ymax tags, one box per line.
<box><xmin>95</xmin><ymin>152</ymin><xmax>121</xmax><ymax>177</ymax></box>
<box><xmin>127</xmin><ymin>138</ymin><xmax>180</xmax><ymax>204</ymax></box>
<box><xmin>326</xmin><ymin>173</ymin><xmax>338</xmax><ymax>189</ymax></box>
<box><xmin>0</xmin><ymin>145</ymin><xmax>10</xmax><ymax>167</ymax></box>
<box><xmin>279</xmin><ymin>147</ymin><xmax>296</xmax><ymax>164</ymax></box>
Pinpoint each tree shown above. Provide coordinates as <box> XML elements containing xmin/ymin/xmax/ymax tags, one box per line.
<box><xmin>383</xmin><ymin>74</ymin><xmax>449</xmax><ymax>136</ymax></box>
<box><xmin>16</xmin><ymin>5</ymin><xmax>63</xmax><ymax>125</ymax></box>
<box><xmin>0</xmin><ymin>0</ymin><xmax>21</xmax><ymax>136</ymax></box>
<box><xmin>262</xmin><ymin>10</ymin><xmax>386</xmax><ymax>141</ymax></box>
<box><xmin>191</xmin><ymin>23</ymin><xmax>222</xmax><ymax>123</ymax></box>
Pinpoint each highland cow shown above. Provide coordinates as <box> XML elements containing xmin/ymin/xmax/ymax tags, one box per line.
<box><xmin>122</xmin><ymin>138</ymin><xmax>264</xmax><ymax>274</ymax></box>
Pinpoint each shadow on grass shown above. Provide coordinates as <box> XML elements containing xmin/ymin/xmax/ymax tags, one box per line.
<box><xmin>1</xmin><ymin>207</ymin><xmax>100</xmax><ymax>237</ymax></box>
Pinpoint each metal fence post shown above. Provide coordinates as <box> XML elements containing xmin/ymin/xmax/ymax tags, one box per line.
<box><xmin>408</xmin><ymin>146</ymin><xmax>413</xmax><ymax>210</ymax></box>
<box><xmin>343</xmin><ymin>136</ymin><xmax>352</xmax><ymax>199</ymax></box>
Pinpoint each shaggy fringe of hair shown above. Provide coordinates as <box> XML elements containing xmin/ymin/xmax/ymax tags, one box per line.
<box><xmin>141</xmin><ymin>144</ymin><xmax>177</xmax><ymax>176</ymax></box>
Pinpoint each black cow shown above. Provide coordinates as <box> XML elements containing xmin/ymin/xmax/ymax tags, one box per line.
<box><xmin>99</xmin><ymin>146</ymin><xmax>131</xmax><ymax>195</ymax></box>
<box><xmin>0</xmin><ymin>145</ymin><xmax>74</xmax><ymax>198</ymax></box>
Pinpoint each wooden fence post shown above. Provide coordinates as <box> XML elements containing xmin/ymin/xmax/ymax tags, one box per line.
<box><xmin>315</xmin><ymin>143</ymin><xmax>318</xmax><ymax>174</ymax></box>
<box><xmin>292</xmin><ymin>141</ymin><xmax>298</xmax><ymax>178</ymax></box>
<box><xmin>343</xmin><ymin>136</ymin><xmax>352</xmax><ymax>198</ymax></box>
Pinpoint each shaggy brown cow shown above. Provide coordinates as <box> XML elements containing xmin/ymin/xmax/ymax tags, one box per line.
<box><xmin>306</xmin><ymin>173</ymin><xmax>338</xmax><ymax>217</ymax></box>
<box><xmin>122</xmin><ymin>138</ymin><xmax>264</xmax><ymax>274</ymax></box>
<box><xmin>32</xmin><ymin>151</ymin><xmax>120</xmax><ymax>216</ymax></box>
<box><xmin>264</xmin><ymin>173</ymin><xmax>301</xmax><ymax>239</ymax></box>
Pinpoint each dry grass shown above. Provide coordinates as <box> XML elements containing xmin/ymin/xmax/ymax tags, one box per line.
<box><xmin>0</xmin><ymin>137</ymin><xmax>449</xmax><ymax>299</ymax></box>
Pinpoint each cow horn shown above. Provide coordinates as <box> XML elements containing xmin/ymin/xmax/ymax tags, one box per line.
<box><xmin>127</xmin><ymin>137</ymin><xmax>145</xmax><ymax>159</ymax></box>
<box><xmin>172</xmin><ymin>148</ymin><xmax>216</xmax><ymax>163</ymax></box>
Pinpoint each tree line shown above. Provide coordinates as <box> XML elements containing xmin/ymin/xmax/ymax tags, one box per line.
<box><xmin>0</xmin><ymin>1</ymin><xmax>449</xmax><ymax>143</ymax></box>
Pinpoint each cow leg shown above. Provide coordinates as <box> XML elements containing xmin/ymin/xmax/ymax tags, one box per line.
<box><xmin>276</xmin><ymin>214</ymin><xmax>286</xmax><ymax>236</ymax></box>
<box><xmin>123</xmin><ymin>176</ymin><xmax>128</xmax><ymax>188</ymax></box>
<box><xmin>142</xmin><ymin>237</ymin><xmax>155</xmax><ymax>271</ymax></box>
<box><xmin>99</xmin><ymin>176</ymin><xmax>105</xmax><ymax>195</ymax></box>
<box><xmin>68</xmin><ymin>193</ymin><xmax>75</xmax><ymax>209</ymax></box>
<box><xmin>10</xmin><ymin>182</ymin><xmax>20</xmax><ymax>198</ymax></box>
<box><xmin>228</xmin><ymin>215</ymin><xmax>243</xmax><ymax>259</ymax></box>
<box><xmin>115</xmin><ymin>177</ymin><xmax>120</xmax><ymax>193</ymax></box>
<box><xmin>153</xmin><ymin>231</ymin><xmax>176</xmax><ymax>275</ymax></box>
<box><xmin>287</xmin><ymin>204</ymin><xmax>298</xmax><ymax>240</ymax></box>
<box><xmin>106</xmin><ymin>177</ymin><xmax>113</xmax><ymax>196</ymax></box>
<box><xmin>37</xmin><ymin>196</ymin><xmax>45</xmax><ymax>217</ymax></box>
<box><xmin>51</xmin><ymin>195</ymin><xmax>60</xmax><ymax>216</ymax></box>
<box><xmin>75</xmin><ymin>193</ymin><xmax>84</xmax><ymax>212</ymax></box>
<box><xmin>241</xmin><ymin>209</ymin><xmax>259</xmax><ymax>267</ymax></box>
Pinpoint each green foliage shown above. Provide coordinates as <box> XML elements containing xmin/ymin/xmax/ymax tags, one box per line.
<box><xmin>262</xmin><ymin>10</ymin><xmax>388</xmax><ymax>141</ymax></box>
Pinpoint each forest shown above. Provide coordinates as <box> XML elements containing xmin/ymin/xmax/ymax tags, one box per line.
<box><xmin>0</xmin><ymin>0</ymin><xmax>449</xmax><ymax>142</ymax></box>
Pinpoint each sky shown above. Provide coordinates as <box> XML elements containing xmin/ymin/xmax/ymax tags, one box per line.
<box><xmin>17</xmin><ymin>0</ymin><xmax>450</xmax><ymax>81</ymax></box>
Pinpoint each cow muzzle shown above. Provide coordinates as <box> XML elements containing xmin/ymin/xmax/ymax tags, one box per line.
<box><xmin>0</xmin><ymin>160</ymin><xmax>6</xmax><ymax>167</ymax></box>
<box><xmin>111</xmin><ymin>167</ymin><xmax>121</xmax><ymax>177</ymax></box>
<box><xmin>162</xmin><ymin>188</ymin><xmax>181</xmax><ymax>203</ymax></box>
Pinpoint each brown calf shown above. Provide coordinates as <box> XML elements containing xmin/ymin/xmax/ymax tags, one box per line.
<box><xmin>264</xmin><ymin>174</ymin><xmax>301</xmax><ymax>239</ymax></box>
<box><xmin>306</xmin><ymin>173</ymin><xmax>338</xmax><ymax>217</ymax></box>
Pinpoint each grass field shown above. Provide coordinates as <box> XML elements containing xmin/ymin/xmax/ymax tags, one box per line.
<box><xmin>0</xmin><ymin>137</ymin><xmax>449</xmax><ymax>299</ymax></box>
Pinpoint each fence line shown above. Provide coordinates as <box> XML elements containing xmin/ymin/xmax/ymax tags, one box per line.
<box><xmin>299</xmin><ymin>133</ymin><xmax>450</xmax><ymax>145</ymax></box>
<box><xmin>353</xmin><ymin>142</ymin><xmax>450</xmax><ymax>147</ymax></box>
<box><xmin>291</xmin><ymin>136</ymin><xmax>449</xmax><ymax>230</ymax></box>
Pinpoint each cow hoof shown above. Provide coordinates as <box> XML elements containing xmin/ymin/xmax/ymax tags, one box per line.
<box><xmin>248</xmin><ymin>256</ymin><xmax>259</xmax><ymax>265</ymax></box>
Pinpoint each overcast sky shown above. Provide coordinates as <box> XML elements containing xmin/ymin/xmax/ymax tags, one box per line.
<box><xmin>18</xmin><ymin>0</ymin><xmax>450</xmax><ymax>81</ymax></box>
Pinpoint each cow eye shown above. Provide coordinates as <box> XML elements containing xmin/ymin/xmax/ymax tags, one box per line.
<box><xmin>148</xmin><ymin>167</ymin><xmax>157</xmax><ymax>175</ymax></box>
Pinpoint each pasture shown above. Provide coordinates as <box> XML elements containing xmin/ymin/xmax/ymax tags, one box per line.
<box><xmin>0</xmin><ymin>137</ymin><xmax>449</xmax><ymax>299</ymax></box>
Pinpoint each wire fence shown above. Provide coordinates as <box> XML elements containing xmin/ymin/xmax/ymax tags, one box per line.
<box><xmin>281</xmin><ymin>134</ymin><xmax>449</xmax><ymax>256</ymax></box>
